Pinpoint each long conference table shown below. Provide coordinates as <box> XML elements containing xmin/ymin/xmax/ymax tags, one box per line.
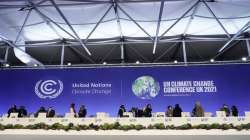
<box><xmin>1</xmin><ymin>116</ymin><xmax>250</xmax><ymax>126</ymax></box>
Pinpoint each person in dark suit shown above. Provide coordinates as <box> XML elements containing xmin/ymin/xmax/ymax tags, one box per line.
<box><xmin>78</xmin><ymin>105</ymin><xmax>87</xmax><ymax>118</ymax></box>
<box><xmin>165</xmin><ymin>105</ymin><xmax>173</xmax><ymax>117</ymax></box>
<box><xmin>173</xmin><ymin>104</ymin><xmax>182</xmax><ymax>117</ymax></box>
<box><xmin>231</xmin><ymin>105</ymin><xmax>239</xmax><ymax>117</ymax></box>
<box><xmin>7</xmin><ymin>105</ymin><xmax>18</xmax><ymax>117</ymax></box>
<box><xmin>35</xmin><ymin>106</ymin><xmax>47</xmax><ymax>117</ymax></box>
<box><xmin>137</xmin><ymin>109</ymin><xmax>144</xmax><ymax>117</ymax></box>
<box><xmin>46</xmin><ymin>107</ymin><xmax>55</xmax><ymax>118</ymax></box>
<box><xmin>130</xmin><ymin>107</ymin><xmax>138</xmax><ymax>117</ymax></box>
<box><xmin>18</xmin><ymin>106</ymin><xmax>27</xmax><ymax>118</ymax></box>
<box><xmin>143</xmin><ymin>104</ymin><xmax>152</xmax><ymax>117</ymax></box>
<box><xmin>220</xmin><ymin>104</ymin><xmax>230</xmax><ymax>117</ymax></box>
<box><xmin>118</xmin><ymin>105</ymin><xmax>126</xmax><ymax>117</ymax></box>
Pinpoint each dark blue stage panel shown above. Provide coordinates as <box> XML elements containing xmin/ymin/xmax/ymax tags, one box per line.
<box><xmin>0</xmin><ymin>64</ymin><xmax>250</xmax><ymax>116</ymax></box>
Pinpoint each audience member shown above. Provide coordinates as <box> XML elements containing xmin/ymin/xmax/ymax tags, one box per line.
<box><xmin>192</xmin><ymin>101</ymin><xmax>204</xmax><ymax>117</ymax></box>
<box><xmin>130</xmin><ymin>107</ymin><xmax>138</xmax><ymax>117</ymax></box>
<box><xmin>47</xmin><ymin>107</ymin><xmax>55</xmax><ymax>118</ymax></box>
<box><xmin>70</xmin><ymin>103</ymin><xmax>76</xmax><ymax>117</ymax></box>
<box><xmin>166</xmin><ymin>105</ymin><xmax>173</xmax><ymax>117</ymax></box>
<box><xmin>35</xmin><ymin>106</ymin><xmax>47</xmax><ymax>117</ymax></box>
<box><xmin>7</xmin><ymin>105</ymin><xmax>18</xmax><ymax>117</ymax></box>
<box><xmin>231</xmin><ymin>105</ymin><xmax>238</xmax><ymax>117</ymax></box>
<box><xmin>143</xmin><ymin>104</ymin><xmax>152</xmax><ymax>117</ymax></box>
<box><xmin>118</xmin><ymin>105</ymin><xmax>126</xmax><ymax>117</ymax></box>
<box><xmin>220</xmin><ymin>104</ymin><xmax>230</xmax><ymax>117</ymax></box>
<box><xmin>137</xmin><ymin>109</ymin><xmax>144</xmax><ymax>117</ymax></box>
<box><xmin>173</xmin><ymin>104</ymin><xmax>182</xmax><ymax>117</ymax></box>
<box><xmin>18</xmin><ymin>106</ymin><xmax>27</xmax><ymax>118</ymax></box>
<box><xmin>78</xmin><ymin>105</ymin><xmax>87</xmax><ymax>118</ymax></box>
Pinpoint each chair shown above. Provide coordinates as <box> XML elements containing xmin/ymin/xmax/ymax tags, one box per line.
<box><xmin>216</xmin><ymin>111</ymin><xmax>226</xmax><ymax>117</ymax></box>
<box><xmin>65</xmin><ymin>113</ymin><xmax>76</xmax><ymax>118</ymax></box>
<box><xmin>9</xmin><ymin>113</ymin><xmax>18</xmax><ymax>118</ymax></box>
<box><xmin>38</xmin><ymin>113</ymin><xmax>47</xmax><ymax>118</ymax></box>
<box><xmin>2</xmin><ymin>114</ymin><xmax>8</xmax><ymax>118</ymax></box>
<box><xmin>204</xmin><ymin>112</ymin><xmax>213</xmax><ymax>117</ymax></box>
<box><xmin>154</xmin><ymin>112</ymin><xmax>165</xmax><ymax>117</ymax></box>
<box><xmin>123</xmin><ymin>112</ymin><xmax>133</xmax><ymax>117</ymax></box>
<box><xmin>96</xmin><ymin>112</ymin><xmax>109</xmax><ymax>118</ymax></box>
<box><xmin>181</xmin><ymin>112</ymin><xmax>191</xmax><ymax>117</ymax></box>
<box><xmin>245</xmin><ymin>111</ymin><xmax>250</xmax><ymax>117</ymax></box>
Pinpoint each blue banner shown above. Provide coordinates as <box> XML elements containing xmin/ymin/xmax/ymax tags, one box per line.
<box><xmin>0</xmin><ymin>64</ymin><xmax>250</xmax><ymax>116</ymax></box>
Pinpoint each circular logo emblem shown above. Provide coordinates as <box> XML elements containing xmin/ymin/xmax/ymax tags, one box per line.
<box><xmin>132</xmin><ymin>76</ymin><xmax>160</xmax><ymax>99</ymax></box>
<box><xmin>35</xmin><ymin>80</ymin><xmax>63</xmax><ymax>99</ymax></box>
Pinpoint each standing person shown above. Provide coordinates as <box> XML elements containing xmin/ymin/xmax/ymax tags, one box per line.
<box><xmin>144</xmin><ymin>104</ymin><xmax>152</xmax><ymax>117</ymax></box>
<box><xmin>165</xmin><ymin>105</ymin><xmax>173</xmax><ymax>117</ymax></box>
<box><xmin>47</xmin><ymin>107</ymin><xmax>56</xmax><ymax>118</ymax></box>
<box><xmin>173</xmin><ymin>104</ymin><xmax>182</xmax><ymax>117</ymax></box>
<box><xmin>117</xmin><ymin>105</ymin><xmax>126</xmax><ymax>117</ymax></box>
<box><xmin>7</xmin><ymin>105</ymin><xmax>18</xmax><ymax>117</ymax></box>
<box><xmin>78</xmin><ymin>105</ymin><xmax>87</xmax><ymax>118</ymax></box>
<box><xmin>192</xmin><ymin>101</ymin><xmax>204</xmax><ymax>117</ymax></box>
<box><xmin>18</xmin><ymin>106</ymin><xmax>27</xmax><ymax>118</ymax></box>
<box><xmin>220</xmin><ymin>104</ymin><xmax>230</xmax><ymax>117</ymax></box>
<box><xmin>70</xmin><ymin>103</ymin><xmax>76</xmax><ymax>117</ymax></box>
<box><xmin>231</xmin><ymin>105</ymin><xmax>239</xmax><ymax>117</ymax></box>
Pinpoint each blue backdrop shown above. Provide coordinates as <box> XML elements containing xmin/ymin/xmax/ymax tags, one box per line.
<box><xmin>0</xmin><ymin>64</ymin><xmax>250</xmax><ymax>116</ymax></box>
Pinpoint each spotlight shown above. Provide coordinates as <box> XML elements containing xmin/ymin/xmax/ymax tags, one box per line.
<box><xmin>103</xmin><ymin>62</ymin><xmax>107</xmax><ymax>65</ymax></box>
<box><xmin>67</xmin><ymin>62</ymin><xmax>72</xmax><ymax>66</ymax></box>
<box><xmin>174</xmin><ymin>60</ymin><xmax>178</xmax><ymax>64</ymax></box>
<box><xmin>210</xmin><ymin>59</ymin><xmax>215</xmax><ymax>63</ymax></box>
<box><xmin>136</xmin><ymin>60</ymin><xmax>140</xmax><ymax>64</ymax></box>
<box><xmin>242</xmin><ymin>57</ymin><xmax>247</xmax><ymax>62</ymax></box>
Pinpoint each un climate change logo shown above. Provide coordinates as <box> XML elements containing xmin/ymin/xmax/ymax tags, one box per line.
<box><xmin>35</xmin><ymin>80</ymin><xmax>63</xmax><ymax>99</ymax></box>
<box><xmin>132</xmin><ymin>76</ymin><xmax>160</xmax><ymax>100</ymax></box>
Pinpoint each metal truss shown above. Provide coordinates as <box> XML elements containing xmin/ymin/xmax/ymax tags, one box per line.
<box><xmin>152</xmin><ymin>0</ymin><xmax>165</xmax><ymax>54</ymax></box>
<box><xmin>1</xmin><ymin>0</ymin><xmax>250</xmax><ymax>66</ymax></box>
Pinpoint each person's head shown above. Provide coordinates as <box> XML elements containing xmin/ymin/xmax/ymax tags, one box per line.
<box><xmin>80</xmin><ymin>105</ymin><xmax>85</xmax><ymax>109</ymax></box>
<box><xmin>167</xmin><ymin>105</ymin><xmax>172</xmax><ymax>110</ymax></box>
<box><xmin>195</xmin><ymin>101</ymin><xmax>201</xmax><ymax>107</ymax></box>
<box><xmin>147</xmin><ymin>104</ymin><xmax>151</xmax><ymax>108</ymax></box>
<box><xmin>70</xmin><ymin>103</ymin><xmax>75</xmax><ymax>108</ymax></box>
<box><xmin>39</xmin><ymin>106</ymin><xmax>45</xmax><ymax>111</ymax></box>
<box><xmin>12</xmin><ymin>105</ymin><xmax>17</xmax><ymax>109</ymax></box>
<box><xmin>175</xmin><ymin>104</ymin><xmax>180</xmax><ymax>108</ymax></box>
<box><xmin>231</xmin><ymin>105</ymin><xmax>237</xmax><ymax>110</ymax></box>
<box><xmin>120</xmin><ymin>105</ymin><xmax>125</xmax><ymax>109</ymax></box>
<box><xmin>223</xmin><ymin>104</ymin><xmax>228</xmax><ymax>108</ymax></box>
<box><xmin>48</xmin><ymin>107</ymin><xmax>53</xmax><ymax>111</ymax></box>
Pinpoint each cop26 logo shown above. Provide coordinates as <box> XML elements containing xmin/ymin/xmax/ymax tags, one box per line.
<box><xmin>35</xmin><ymin>80</ymin><xmax>63</xmax><ymax>99</ymax></box>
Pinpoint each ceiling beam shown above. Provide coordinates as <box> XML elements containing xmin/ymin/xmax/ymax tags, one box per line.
<box><xmin>0</xmin><ymin>35</ymin><xmax>43</xmax><ymax>66</ymax></box>
<box><xmin>152</xmin><ymin>0</ymin><xmax>165</xmax><ymax>54</ymax></box>
<box><xmin>84</xmin><ymin>5</ymin><xmax>113</xmax><ymax>44</ymax></box>
<box><xmin>117</xmin><ymin>4</ymin><xmax>154</xmax><ymax>41</ymax></box>
<box><xmin>159</xmin><ymin>0</ymin><xmax>200</xmax><ymax>39</ymax></box>
<box><xmin>183</xmin><ymin>2</ymin><xmax>199</xmax><ymax>36</ymax></box>
<box><xmin>27</xmin><ymin>0</ymin><xmax>77</xmax><ymax>39</ymax></box>
<box><xmin>202</xmin><ymin>0</ymin><xmax>230</xmax><ymax>38</ymax></box>
<box><xmin>217</xmin><ymin>21</ymin><xmax>250</xmax><ymax>53</ymax></box>
<box><xmin>49</xmin><ymin>0</ymin><xmax>92</xmax><ymax>55</ymax></box>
